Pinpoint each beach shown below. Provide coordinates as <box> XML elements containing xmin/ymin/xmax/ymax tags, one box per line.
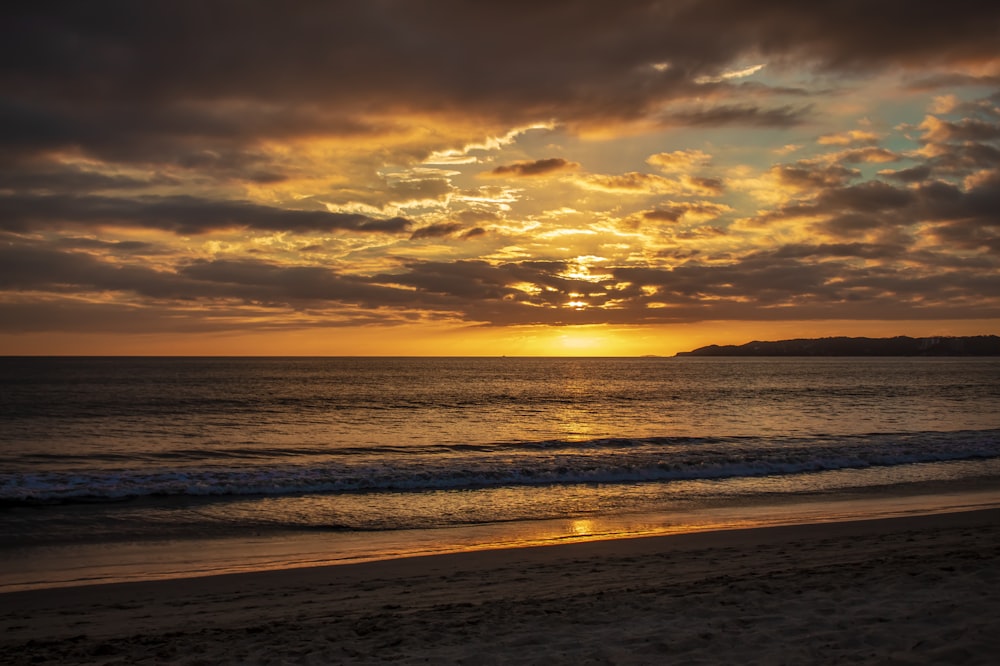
<box><xmin>2</xmin><ymin>507</ymin><xmax>998</xmax><ymax>665</ymax></box>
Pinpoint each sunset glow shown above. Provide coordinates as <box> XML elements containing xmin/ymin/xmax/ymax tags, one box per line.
<box><xmin>2</xmin><ymin>2</ymin><xmax>999</xmax><ymax>355</ymax></box>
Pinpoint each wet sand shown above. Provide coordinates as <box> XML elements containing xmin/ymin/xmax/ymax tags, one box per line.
<box><xmin>2</xmin><ymin>508</ymin><xmax>999</xmax><ymax>664</ymax></box>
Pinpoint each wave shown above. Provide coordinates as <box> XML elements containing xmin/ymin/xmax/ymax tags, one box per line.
<box><xmin>2</xmin><ymin>429</ymin><xmax>997</xmax><ymax>506</ymax></box>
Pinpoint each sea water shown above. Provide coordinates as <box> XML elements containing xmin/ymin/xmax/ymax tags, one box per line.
<box><xmin>2</xmin><ymin>356</ymin><xmax>999</xmax><ymax>589</ymax></box>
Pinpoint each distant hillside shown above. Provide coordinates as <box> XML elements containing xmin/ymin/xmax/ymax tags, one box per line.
<box><xmin>675</xmin><ymin>335</ymin><xmax>1000</xmax><ymax>357</ymax></box>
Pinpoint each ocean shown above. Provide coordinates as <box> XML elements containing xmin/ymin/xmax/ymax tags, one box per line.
<box><xmin>2</xmin><ymin>356</ymin><xmax>999</xmax><ymax>590</ymax></box>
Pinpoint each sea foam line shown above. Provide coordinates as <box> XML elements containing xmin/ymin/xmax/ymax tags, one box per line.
<box><xmin>2</xmin><ymin>430</ymin><xmax>997</xmax><ymax>504</ymax></box>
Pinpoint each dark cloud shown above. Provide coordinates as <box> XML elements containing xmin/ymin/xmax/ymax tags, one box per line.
<box><xmin>0</xmin><ymin>193</ymin><xmax>412</xmax><ymax>235</ymax></box>
<box><xmin>0</xmin><ymin>243</ymin><xmax>191</xmax><ymax>298</ymax></box>
<box><xmin>410</xmin><ymin>223</ymin><xmax>465</xmax><ymax>240</ymax></box>
<box><xmin>816</xmin><ymin>182</ymin><xmax>916</xmax><ymax>213</ymax></box>
<box><xmin>176</xmin><ymin>259</ymin><xmax>416</xmax><ymax>306</ymax></box>
<box><xmin>3</xmin><ymin>3</ymin><xmax>1000</xmax><ymax>337</ymax></box>
<box><xmin>905</xmin><ymin>73</ymin><xmax>1000</xmax><ymax>90</ymax></box>
<box><xmin>880</xmin><ymin>165</ymin><xmax>933</xmax><ymax>183</ymax></box>
<box><xmin>51</xmin><ymin>237</ymin><xmax>164</xmax><ymax>254</ymax></box>
<box><xmin>388</xmin><ymin>178</ymin><xmax>453</xmax><ymax>202</ymax></box>
<box><xmin>604</xmin><ymin>251</ymin><xmax>1000</xmax><ymax>321</ymax></box>
<box><xmin>460</xmin><ymin>227</ymin><xmax>487</xmax><ymax>240</ymax></box>
<box><xmin>487</xmin><ymin>158</ymin><xmax>578</xmax><ymax>178</ymax></box>
<box><xmin>675</xmin><ymin>226</ymin><xmax>726</xmax><ymax>240</ymax></box>
<box><xmin>0</xmin><ymin>89</ymin><xmax>385</xmax><ymax>170</ymax></box>
<box><xmin>0</xmin><ymin>242</ymin><xmax>419</xmax><ymax>308</ymax></box>
<box><xmin>643</xmin><ymin>203</ymin><xmax>730</xmax><ymax>224</ymax></box>
<box><xmin>819</xmin><ymin>212</ymin><xmax>902</xmax><ymax>238</ymax></box>
<box><xmin>923</xmin><ymin>117</ymin><xmax>1000</xmax><ymax>143</ymax></box>
<box><xmin>173</xmin><ymin>150</ymin><xmax>290</xmax><ymax>184</ymax></box>
<box><xmin>774</xmin><ymin>162</ymin><xmax>859</xmax><ymax>189</ymax></box>
<box><xmin>0</xmin><ymin>163</ymin><xmax>171</xmax><ymax>192</ymax></box>
<box><xmin>920</xmin><ymin>141</ymin><xmax>1000</xmax><ymax>175</ymax></box>
<box><xmin>0</xmin><ymin>299</ymin><xmax>411</xmax><ymax>334</ymax></box>
<box><xmin>835</xmin><ymin>147</ymin><xmax>901</xmax><ymax>164</ymax></box>
<box><xmin>753</xmin><ymin>145</ymin><xmax>1000</xmax><ymax>252</ymax></box>
<box><xmin>768</xmin><ymin>242</ymin><xmax>907</xmax><ymax>260</ymax></box>
<box><xmin>358</xmin><ymin>252</ymin><xmax>1000</xmax><ymax>325</ymax></box>
<box><xmin>684</xmin><ymin>0</ymin><xmax>1000</xmax><ymax>71</ymax></box>
<box><xmin>921</xmin><ymin>171</ymin><xmax>1000</xmax><ymax>253</ymax></box>
<box><xmin>686</xmin><ymin>176</ymin><xmax>726</xmax><ymax>194</ymax></box>
<box><xmin>661</xmin><ymin>104</ymin><xmax>811</xmax><ymax>128</ymax></box>
<box><xmin>3</xmin><ymin>234</ymin><xmax>998</xmax><ymax>330</ymax></box>
<box><xmin>4</xmin><ymin>0</ymin><xmax>998</xmax><ymax>167</ymax></box>
<box><xmin>455</xmin><ymin>209</ymin><xmax>502</xmax><ymax>225</ymax></box>
<box><xmin>374</xmin><ymin>260</ymin><xmax>532</xmax><ymax>302</ymax></box>
<box><xmin>753</xmin><ymin>179</ymin><xmax>919</xmax><ymax>228</ymax></box>
<box><xmin>644</xmin><ymin>209</ymin><xmax>687</xmax><ymax>224</ymax></box>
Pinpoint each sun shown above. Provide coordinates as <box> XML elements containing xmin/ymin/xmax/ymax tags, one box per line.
<box><xmin>537</xmin><ymin>326</ymin><xmax>649</xmax><ymax>356</ymax></box>
<box><xmin>556</xmin><ymin>332</ymin><xmax>604</xmax><ymax>352</ymax></box>
<box><xmin>490</xmin><ymin>323</ymin><xmax>678</xmax><ymax>357</ymax></box>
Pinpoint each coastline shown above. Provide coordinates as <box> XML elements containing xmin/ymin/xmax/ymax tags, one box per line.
<box><xmin>3</xmin><ymin>506</ymin><xmax>999</xmax><ymax>664</ymax></box>
<box><xmin>4</xmin><ymin>478</ymin><xmax>999</xmax><ymax>594</ymax></box>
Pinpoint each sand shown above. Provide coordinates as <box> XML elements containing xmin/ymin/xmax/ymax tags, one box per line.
<box><xmin>2</xmin><ymin>508</ymin><xmax>999</xmax><ymax>665</ymax></box>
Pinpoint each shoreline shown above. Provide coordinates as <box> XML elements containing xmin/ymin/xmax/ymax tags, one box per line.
<box><xmin>3</xmin><ymin>507</ymin><xmax>999</xmax><ymax>664</ymax></box>
<box><xmin>4</xmin><ymin>481</ymin><xmax>999</xmax><ymax>594</ymax></box>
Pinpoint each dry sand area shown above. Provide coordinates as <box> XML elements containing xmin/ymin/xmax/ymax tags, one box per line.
<box><xmin>2</xmin><ymin>508</ymin><xmax>999</xmax><ymax>665</ymax></box>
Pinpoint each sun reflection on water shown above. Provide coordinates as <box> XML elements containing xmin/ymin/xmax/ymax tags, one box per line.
<box><xmin>570</xmin><ymin>519</ymin><xmax>596</xmax><ymax>536</ymax></box>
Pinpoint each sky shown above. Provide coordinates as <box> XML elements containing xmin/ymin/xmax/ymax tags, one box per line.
<box><xmin>2</xmin><ymin>1</ymin><xmax>999</xmax><ymax>356</ymax></box>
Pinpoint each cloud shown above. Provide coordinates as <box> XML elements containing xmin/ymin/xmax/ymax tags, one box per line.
<box><xmin>386</xmin><ymin>177</ymin><xmax>454</xmax><ymax>203</ymax></box>
<box><xmin>51</xmin><ymin>237</ymin><xmax>164</xmax><ymax>254</ymax></box>
<box><xmin>833</xmin><ymin>147</ymin><xmax>901</xmax><ymax>164</ymax></box>
<box><xmin>695</xmin><ymin>63</ymin><xmax>766</xmax><ymax>84</ymax></box>
<box><xmin>817</xmin><ymin>130</ymin><xmax>881</xmax><ymax>146</ymax></box>
<box><xmin>4</xmin><ymin>229</ymin><xmax>999</xmax><ymax>331</ymax></box>
<box><xmin>642</xmin><ymin>202</ymin><xmax>733</xmax><ymax>224</ymax></box>
<box><xmin>772</xmin><ymin>162</ymin><xmax>860</xmax><ymax>189</ymax></box>
<box><xmin>0</xmin><ymin>243</ymin><xmax>423</xmax><ymax>310</ymax></box>
<box><xmin>768</xmin><ymin>242</ymin><xmax>908</xmax><ymax>261</ymax></box>
<box><xmin>576</xmin><ymin>172</ymin><xmax>724</xmax><ymax>196</ymax></box>
<box><xmin>905</xmin><ymin>73</ymin><xmax>1000</xmax><ymax>91</ymax></box>
<box><xmin>919</xmin><ymin>171</ymin><xmax>1000</xmax><ymax>253</ymax></box>
<box><xmin>3</xmin><ymin>3</ymin><xmax>1000</xmax><ymax>340</ymax></box>
<box><xmin>746</xmin><ymin>131</ymin><xmax>1000</xmax><ymax>254</ymax></box>
<box><xmin>175</xmin><ymin>259</ymin><xmax>421</xmax><ymax>307</ymax></box>
<box><xmin>460</xmin><ymin>227</ymin><xmax>487</xmax><ymax>240</ymax></box>
<box><xmin>0</xmin><ymin>295</ymin><xmax>417</xmax><ymax>334</ymax></box>
<box><xmin>681</xmin><ymin>1</ymin><xmax>1000</xmax><ymax>72</ymax></box>
<box><xmin>646</xmin><ymin>149</ymin><xmax>712</xmax><ymax>173</ymax></box>
<box><xmin>410</xmin><ymin>222</ymin><xmax>466</xmax><ymax>240</ymax></box>
<box><xmin>0</xmin><ymin>194</ymin><xmax>413</xmax><ymax>235</ymax></box>
<box><xmin>880</xmin><ymin>165</ymin><xmax>934</xmax><ymax>183</ymax></box>
<box><xmin>6</xmin><ymin>2</ymin><xmax>994</xmax><ymax>175</ymax></box>
<box><xmin>0</xmin><ymin>244</ymin><xmax>158</xmax><ymax>293</ymax></box>
<box><xmin>660</xmin><ymin>104</ymin><xmax>812</xmax><ymax>128</ymax></box>
<box><xmin>919</xmin><ymin>115</ymin><xmax>1000</xmax><ymax>144</ymax></box>
<box><xmin>486</xmin><ymin>158</ymin><xmax>579</xmax><ymax>178</ymax></box>
<box><xmin>0</xmin><ymin>163</ymin><xmax>173</xmax><ymax>193</ymax></box>
<box><xmin>577</xmin><ymin>172</ymin><xmax>678</xmax><ymax>194</ymax></box>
